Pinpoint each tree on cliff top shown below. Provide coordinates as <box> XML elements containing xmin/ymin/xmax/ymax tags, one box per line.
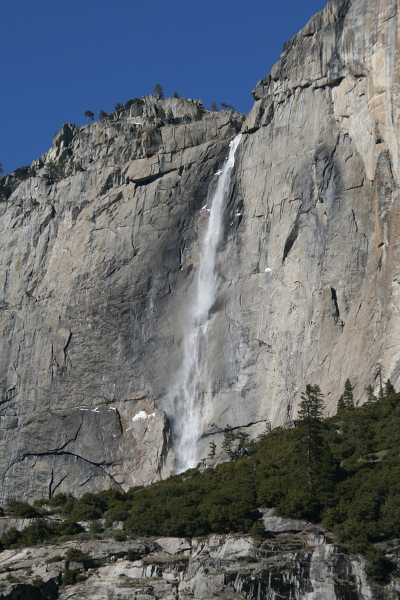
<box><xmin>84</xmin><ymin>111</ymin><xmax>94</xmax><ymax>123</ymax></box>
<box><xmin>153</xmin><ymin>83</ymin><xmax>164</xmax><ymax>99</ymax></box>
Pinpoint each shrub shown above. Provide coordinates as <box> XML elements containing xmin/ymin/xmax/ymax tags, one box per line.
<box><xmin>65</xmin><ymin>548</ymin><xmax>93</xmax><ymax>569</ymax></box>
<box><xmin>5</xmin><ymin>573</ymin><xmax>21</xmax><ymax>583</ymax></box>
<box><xmin>53</xmin><ymin>520</ymin><xmax>84</xmax><ymax>537</ymax></box>
<box><xmin>89</xmin><ymin>520</ymin><xmax>103</xmax><ymax>535</ymax></box>
<box><xmin>32</xmin><ymin>576</ymin><xmax>44</xmax><ymax>588</ymax></box>
<box><xmin>46</xmin><ymin>555</ymin><xmax>64</xmax><ymax>564</ymax></box>
<box><xmin>126</xmin><ymin>549</ymin><xmax>141</xmax><ymax>561</ymax></box>
<box><xmin>61</xmin><ymin>569</ymin><xmax>78</xmax><ymax>586</ymax></box>
<box><xmin>6</xmin><ymin>500</ymin><xmax>40</xmax><ymax>518</ymax></box>
<box><xmin>156</xmin><ymin>107</ymin><xmax>166</xmax><ymax>119</ymax></box>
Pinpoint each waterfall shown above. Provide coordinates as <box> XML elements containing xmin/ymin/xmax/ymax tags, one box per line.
<box><xmin>168</xmin><ymin>133</ymin><xmax>242</xmax><ymax>473</ymax></box>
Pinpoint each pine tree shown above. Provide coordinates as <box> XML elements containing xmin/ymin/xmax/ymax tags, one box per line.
<box><xmin>84</xmin><ymin>110</ymin><xmax>94</xmax><ymax>123</ymax></box>
<box><xmin>194</xmin><ymin>106</ymin><xmax>203</xmax><ymax>121</ymax></box>
<box><xmin>365</xmin><ymin>384</ymin><xmax>377</xmax><ymax>404</ymax></box>
<box><xmin>222</xmin><ymin>425</ymin><xmax>235</xmax><ymax>460</ymax></box>
<box><xmin>298</xmin><ymin>384</ymin><xmax>325</xmax><ymax>491</ymax></box>
<box><xmin>343</xmin><ymin>378</ymin><xmax>354</xmax><ymax>409</ymax></box>
<box><xmin>207</xmin><ymin>441</ymin><xmax>216</xmax><ymax>459</ymax></box>
<box><xmin>167</xmin><ymin>108</ymin><xmax>174</xmax><ymax>120</ymax></box>
<box><xmin>236</xmin><ymin>431</ymin><xmax>249</xmax><ymax>446</ymax></box>
<box><xmin>153</xmin><ymin>84</ymin><xmax>164</xmax><ymax>99</ymax></box>
<box><xmin>385</xmin><ymin>379</ymin><xmax>396</xmax><ymax>396</ymax></box>
<box><xmin>337</xmin><ymin>394</ymin><xmax>346</xmax><ymax>413</ymax></box>
<box><xmin>377</xmin><ymin>367</ymin><xmax>384</xmax><ymax>400</ymax></box>
<box><xmin>211</xmin><ymin>101</ymin><xmax>218</xmax><ymax>112</ymax></box>
<box><xmin>99</xmin><ymin>109</ymin><xmax>108</xmax><ymax>121</ymax></box>
<box><xmin>173</xmin><ymin>91</ymin><xmax>180</xmax><ymax>98</ymax></box>
<box><xmin>0</xmin><ymin>162</ymin><xmax>3</xmax><ymax>175</ymax></box>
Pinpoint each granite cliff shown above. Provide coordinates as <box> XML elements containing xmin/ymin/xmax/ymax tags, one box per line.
<box><xmin>0</xmin><ymin>520</ymin><xmax>394</xmax><ymax>600</ymax></box>
<box><xmin>1</xmin><ymin>0</ymin><xmax>400</xmax><ymax>501</ymax></box>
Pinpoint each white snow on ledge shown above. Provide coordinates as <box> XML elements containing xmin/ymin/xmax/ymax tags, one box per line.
<box><xmin>132</xmin><ymin>410</ymin><xmax>155</xmax><ymax>422</ymax></box>
<box><xmin>126</xmin><ymin>411</ymin><xmax>156</xmax><ymax>432</ymax></box>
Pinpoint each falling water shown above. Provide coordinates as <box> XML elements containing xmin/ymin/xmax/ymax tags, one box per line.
<box><xmin>168</xmin><ymin>133</ymin><xmax>242</xmax><ymax>472</ymax></box>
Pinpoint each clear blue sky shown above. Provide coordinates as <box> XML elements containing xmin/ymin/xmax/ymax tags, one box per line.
<box><xmin>1</xmin><ymin>0</ymin><xmax>328</xmax><ymax>174</ymax></box>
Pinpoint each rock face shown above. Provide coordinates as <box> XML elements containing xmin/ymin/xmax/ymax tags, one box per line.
<box><xmin>1</xmin><ymin>530</ymin><xmax>396</xmax><ymax>600</ymax></box>
<box><xmin>1</xmin><ymin>0</ymin><xmax>400</xmax><ymax>500</ymax></box>
<box><xmin>0</xmin><ymin>97</ymin><xmax>244</xmax><ymax>500</ymax></box>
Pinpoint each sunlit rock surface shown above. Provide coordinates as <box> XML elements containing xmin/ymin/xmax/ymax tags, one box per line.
<box><xmin>1</xmin><ymin>528</ymin><xmax>397</xmax><ymax>600</ymax></box>
<box><xmin>1</xmin><ymin>0</ymin><xmax>400</xmax><ymax>500</ymax></box>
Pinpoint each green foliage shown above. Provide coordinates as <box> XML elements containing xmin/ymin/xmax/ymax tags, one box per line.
<box><xmin>89</xmin><ymin>520</ymin><xmax>103</xmax><ymax>535</ymax></box>
<box><xmin>156</xmin><ymin>106</ymin><xmax>166</xmax><ymax>119</ymax></box>
<box><xmin>65</xmin><ymin>548</ymin><xmax>92</xmax><ymax>568</ymax></box>
<box><xmin>99</xmin><ymin>109</ymin><xmax>108</xmax><ymax>121</ymax></box>
<box><xmin>43</xmin><ymin>158</ymin><xmax>66</xmax><ymax>182</ymax></box>
<box><xmin>126</xmin><ymin>549</ymin><xmax>141</xmax><ymax>561</ymax></box>
<box><xmin>46</xmin><ymin>555</ymin><xmax>64</xmax><ymax>564</ymax></box>
<box><xmin>194</xmin><ymin>106</ymin><xmax>203</xmax><ymax>121</ymax></box>
<box><xmin>113</xmin><ymin>530</ymin><xmax>127</xmax><ymax>542</ymax></box>
<box><xmin>365</xmin><ymin>384</ymin><xmax>377</xmax><ymax>404</ymax></box>
<box><xmin>61</xmin><ymin>569</ymin><xmax>78</xmax><ymax>586</ymax></box>
<box><xmin>32</xmin><ymin>576</ymin><xmax>44</xmax><ymax>588</ymax></box>
<box><xmin>167</xmin><ymin>108</ymin><xmax>174</xmax><ymax>120</ymax></box>
<box><xmin>173</xmin><ymin>91</ymin><xmax>180</xmax><ymax>98</ymax></box>
<box><xmin>211</xmin><ymin>101</ymin><xmax>218</xmax><ymax>112</ymax></box>
<box><xmin>297</xmin><ymin>384</ymin><xmax>325</xmax><ymax>494</ymax></box>
<box><xmin>84</xmin><ymin>110</ymin><xmax>94</xmax><ymax>122</ymax></box>
<box><xmin>385</xmin><ymin>379</ymin><xmax>396</xmax><ymax>396</ymax></box>
<box><xmin>153</xmin><ymin>84</ymin><xmax>164</xmax><ymax>99</ymax></box>
<box><xmin>207</xmin><ymin>441</ymin><xmax>216</xmax><ymax>459</ymax></box>
<box><xmin>4</xmin><ymin>385</ymin><xmax>400</xmax><ymax>586</ymax></box>
<box><xmin>220</xmin><ymin>102</ymin><xmax>235</xmax><ymax>111</ymax></box>
<box><xmin>5</xmin><ymin>573</ymin><xmax>21</xmax><ymax>583</ymax></box>
<box><xmin>222</xmin><ymin>425</ymin><xmax>235</xmax><ymax>459</ymax></box>
<box><xmin>0</xmin><ymin>163</ymin><xmax>3</xmax><ymax>175</ymax></box>
<box><xmin>6</xmin><ymin>499</ymin><xmax>40</xmax><ymax>518</ymax></box>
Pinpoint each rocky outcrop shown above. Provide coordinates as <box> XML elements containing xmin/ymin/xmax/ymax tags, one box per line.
<box><xmin>2</xmin><ymin>528</ymin><xmax>398</xmax><ymax>600</ymax></box>
<box><xmin>1</xmin><ymin>0</ymin><xmax>400</xmax><ymax>499</ymax></box>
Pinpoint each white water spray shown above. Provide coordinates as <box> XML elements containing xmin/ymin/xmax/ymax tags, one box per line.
<box><xmin>168</xmin><ymin>134</ymin><xmax>242</xmax><ymax>472</ymax></box>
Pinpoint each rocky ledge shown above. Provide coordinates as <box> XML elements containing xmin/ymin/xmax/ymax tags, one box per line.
<box><xmin>1</xmin><ymin>526</ymin><xmax>397</xmax><ymax>600</ymax></box>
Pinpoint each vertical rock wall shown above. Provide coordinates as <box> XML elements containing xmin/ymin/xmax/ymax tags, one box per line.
<box><xmin>1</xmin><ymin>0</ymin><xmax>400</xmax><ymax>499</ymax></box>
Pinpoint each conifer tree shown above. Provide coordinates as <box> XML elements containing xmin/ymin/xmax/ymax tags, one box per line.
<box><xmin>337</xmin><ymin>394</ymin><xmax>346</xmax><ymax>413</ymax></box>
<box><xmin>173</xmin><ymin>91</ymin><xmax>180</xmax><ymax>98</ymax></box>
<box><xmin>153</xmin><ymin>84</ymin><xmax>164</xmax><ymax>99</ymax></box>
<box><xmin>207</xmin><ymin>441</ymin><xmax>216</xmax><ymax>459</ymax></box>
<box><xmin>0</xmin><ymin>162</ymin><xmax>3</xmax><ymax>175</ymax></box>
<box><xmin>343</xmin><ymin>378</ymin><xmax>354</xmax><ymax>410</ymax></box>
<box><xmin>84</xmin><ymin>111</ymin><xmax>94</xmax><ymax>123</ymax></box>
<box><xmin>365</xmin><ymin>384</ymin><xmax>377</xmax><ymax>404</ymax></box>
<box><xmin>298</xmin><ymin>384</ymin><xmax>324</xmax><ymax>491</ymax></box>
<box><xmin>385</xmin><ymin>379</ymin><xmax>396</xmax><ymax>396</ymax></box>
<box><xmin>377</xmin><ymin>367</ymin><xmax>384</xmax><ymax>400</ymax></box>
<box><xmin>222</xmin><ymin>425</ymin><xmax>235</xmax><ymax>460</ymax></box>
<box><xmin>211</xmin><ymin>101</ymin><xmax>218</xmax><ymax>112</ymax></box>
<box><xmin>194</xmin><ymin>106</ymin><xmax>203</xmax><ymax>121</ymax></box>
